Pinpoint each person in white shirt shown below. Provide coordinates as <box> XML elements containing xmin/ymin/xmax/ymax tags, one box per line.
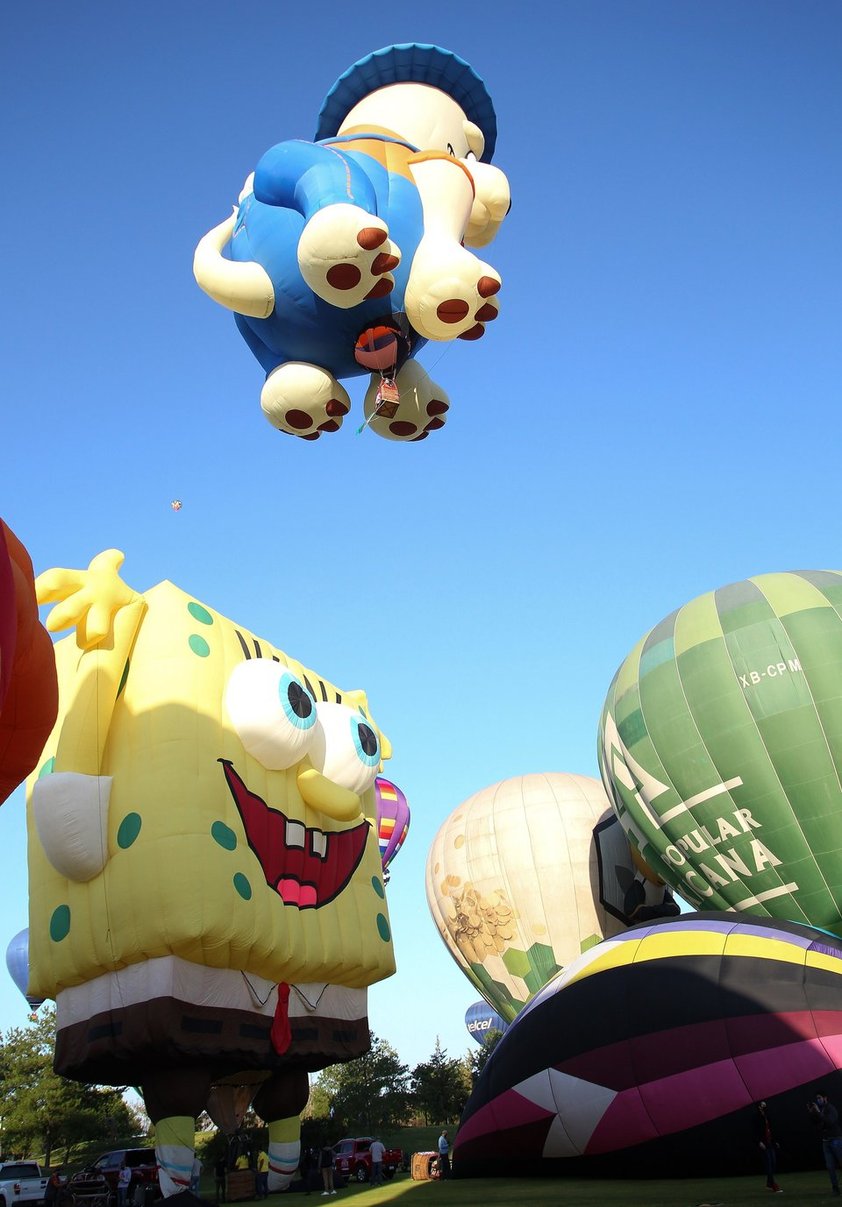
<box><xmin>369</xmin><ymin>1140</ymin><xmax>385</xmax><ymax>1186</ymax></box>
<box><xmin>117</xmin><ymin>1165</ymin><xmax>132</xmax><ymax>1207</ymax></box>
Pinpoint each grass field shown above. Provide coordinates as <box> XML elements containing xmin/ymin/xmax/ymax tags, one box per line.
<box><xmin>253</xmin><ymin>1168</ymin><xmax>842</xmax><ymax>1205</ymax></box>
<box><xmin>51</xmin><ymin>1129</ymin><xmax>842</xmax><ymax>1204</ymax></box>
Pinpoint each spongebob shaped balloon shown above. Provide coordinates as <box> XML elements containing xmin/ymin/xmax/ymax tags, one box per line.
<box><xmin>27</xmin><ymin>550</ymin><xmax>397</xmax><ymax>1194</ymax></box>
<box><xmin>194</xmin><ymin>43</ymin><xmax>510</xmax><ymax>442</ymax></box>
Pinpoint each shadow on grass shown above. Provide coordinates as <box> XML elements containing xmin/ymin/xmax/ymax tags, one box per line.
<box><xmin>263</xmin><ymin>1167</ymin><xmax>842</xmax><ymax>1206</ymax></box>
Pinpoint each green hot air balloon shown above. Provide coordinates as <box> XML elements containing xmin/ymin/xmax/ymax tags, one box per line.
<box><xmin>598</xmin><ymin>571</ymin><xmax>842</xmax><ymax>934</ymax></box>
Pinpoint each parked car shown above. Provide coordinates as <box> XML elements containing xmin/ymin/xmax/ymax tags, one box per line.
<box><xmin>70</xmin><ymin>1151</ymin><xmax>159</xmax><ymax>1202</ymax></box>
<box><xmin>331</xmin><ymin>1138</ymin><xmax>402</xmax><ymax>1183</ymax></box>
<box><xmin>0</xmin><ymin>1161</ymin><xmax>49</xmax><ymax>1207</ymax></box>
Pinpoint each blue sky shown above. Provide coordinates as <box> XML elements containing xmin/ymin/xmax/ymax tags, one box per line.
<box><xmin>2</xmin><ymin>1</ymin><xmax>841</xmax><ymax>1075</ymax></box>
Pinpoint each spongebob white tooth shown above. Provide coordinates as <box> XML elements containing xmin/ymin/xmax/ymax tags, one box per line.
<box><xmin>285</xmin><ymin>819</ymin><xmax>306</xmax><ymax>849</ymax></box>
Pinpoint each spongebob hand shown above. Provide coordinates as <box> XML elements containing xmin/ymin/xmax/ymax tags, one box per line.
<box><xmin>37</xmin><ymin>549</ymin><xmax>142</xmax><ymax>650</ymax></box>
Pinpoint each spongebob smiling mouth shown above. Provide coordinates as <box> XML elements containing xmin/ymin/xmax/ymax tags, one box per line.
<box><xmin>220</xmin><ymin>760</ymin><xmax>370</xmax><ymax>908</ymax></box>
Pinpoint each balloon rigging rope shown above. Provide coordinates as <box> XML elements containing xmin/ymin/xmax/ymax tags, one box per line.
<box><xmin>238</xmin><ymin>974</ymin><xmax>329</xmax><ymax>1012</ymax></box>
<box><xmin>240</xmin><ymin>972</ymin><xmax>275</xmax><ymax>1007</ymax></box>
<box><xmin>290</xmin><ymin>983</ymin><xmax>329</xmax><ymax>1011</ymax></box>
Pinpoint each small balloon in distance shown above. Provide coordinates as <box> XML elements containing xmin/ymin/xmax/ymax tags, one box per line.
<box><xmin>171</xmin><ymin>500</ymin><xmax>183</xmax><ymax>512</ymax></box>
<box><xmin>6</xmin><ymin>928</ymin><xmax>45</xmax><ymax>1011</ymax></box>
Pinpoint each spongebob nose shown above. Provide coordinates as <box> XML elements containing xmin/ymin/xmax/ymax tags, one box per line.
<box><xmin>297</xmin><ymin>763</ymin><xmax>362</xmax><ymax>820</ymax></box>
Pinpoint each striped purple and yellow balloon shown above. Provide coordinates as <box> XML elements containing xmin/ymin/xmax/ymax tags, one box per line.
<box><xmin>374</xmin><ymin>776</ymin><xmax>410</xmax><ymax>878</ymax></box>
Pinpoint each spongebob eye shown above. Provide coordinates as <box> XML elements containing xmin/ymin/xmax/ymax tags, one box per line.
<box><xmin>447</xmin><ymin>142</ymin><xmax>455</xmax><ymax>156</ymax></box>
<box><xmin>225</xmin><ymin>660</ymin><xmax>317</xmax><ymax>769</ymax></box>
<box><xmin>309</xmin><ymin>702</ymin><xmax>381</xmax><ymax>795</ymax></box>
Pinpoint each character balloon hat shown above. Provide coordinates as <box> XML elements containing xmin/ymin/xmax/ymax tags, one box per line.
<box><xmin>315</xmin><ymin>43</ymin><xmax>498</xmax><ymax>160</ymax></box>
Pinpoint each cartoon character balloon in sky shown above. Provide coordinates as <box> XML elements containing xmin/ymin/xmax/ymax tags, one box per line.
<box><xmin>28</xmin><ymin>549</ymin><xmax>399</xmax><ymax>1195</ymax></box>
<box><xmin>194</xmin><ymin>43</ymin><xmax>510</xmax><ymax>442</ymax></box>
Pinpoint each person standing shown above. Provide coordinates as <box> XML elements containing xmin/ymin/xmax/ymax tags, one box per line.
<box><xmin>437</xmin><ymin>1130</ymin><xmax>450</xmax><ymax>1180</ymax></box>
<box><xmin>809</xmin><ymin>1091</ymin><xmax>842</xmax><ymax>1196</ymax></box>
<box><xmin>369</xmin><ymin>1139</ymin><xmax>385</xmax><ymax>1187</ymax></box>
<box><xmin>753</xmin><ymin>1100</ymin><xmax>782</xmax><ymax>1194</ymax></box>
<box><xmin>319</xmin><ymin>1145</ymin><xmax>336</xmax><ymax>1196</ymax></box>
<box><xmin>255</xmin><ymin>1150</ymin><xmax>269</xmax><ymax>1200</ymax></box>
<box><xmin>44</xmin><ymin>1172</ymin><xmax>63</xmax><ymax>1207</ymax></box>
<box><xmin>117</xmin><ymin>1164</ymin><xmax>132</xmax><ymax>1207</ymax></box>
<box><xmin>214</xmin><ymin>1155</ymin><xmax>227</xmax><ymax>1203</ymax></box>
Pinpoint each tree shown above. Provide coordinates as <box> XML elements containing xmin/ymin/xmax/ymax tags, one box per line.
<box><xmin>410</xmin><ymin>1039</ymin><xmax>470</xmax><ymax>1126</ymax></box>
<box><xmin>310</xmin><ymin>1033</ymin><xmax>411</xmax><ymax>1135</ymax></box>
<box><xmin>466</xmin><ymin>1027</ymin><xmax>505</xmax><ymax>1083</ymax></box>
<box><xmin>0</xmin><ymin>1008</ymin><xmax>138</xmax><ymax>1165</ymax></box>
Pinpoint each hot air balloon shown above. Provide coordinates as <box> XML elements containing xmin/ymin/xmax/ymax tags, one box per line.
<box><xmin>464</xmin><ymin>1000</ymin><xmax>508</xmax><ymax>1046</ymax></box>
<box><xmin>455</xmin><ymin>913</ymin><xmax>842</xmax><ymax>1178</ymax></box>
<box><xmin>374</xmin><ymin>776</ymin><xmax>410</xmax><ymax>880</ymax></box>
<box><xmin>0</xmin><ymin>519</ymin><xmax>58</xmax><ymax>804</ymax></box>
<box><xmin>5</xmin><ymin>929</ymin><xmax>44</xmax><ymax>1011</ymax></box>
<box><xmin>598</xmin><ymin>571</ymin><xmax>842</xmax><ymax>933</ymax></box>
<box><xmin>193</xmin><ymin>44</ymin><xmax>510</xmax><ymax>442</ymax></box>
<box><xmin>28</xmin><ymin>549</ymin><xmax>399</xmax><ymax>1196</ymax></box>
<box><xmin>425</xmin><ymin>773</ymin><xmax>639</xmax><ymax>1023</ymax></box>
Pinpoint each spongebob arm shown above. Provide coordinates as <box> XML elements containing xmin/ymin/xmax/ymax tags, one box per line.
<box><xmin>37</xmin><ymin>549</ymin><xmax>147</xmax><ymax>774</ymax></box>
<box><xmin>32</xmin><ymin>550</ymin><xmax>147</xmax><ymax>881</ymax></box>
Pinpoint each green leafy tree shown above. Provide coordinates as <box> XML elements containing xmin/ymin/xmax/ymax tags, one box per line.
<box><xmin>411</xmin><ymin>1039</ymin><xmax>470</xmax><ymax>1125</ymax></box>
<box><xmin>310</xmin><ymin>1033</ymin><xmax>411</xmax><ymax>1135</ymax></box>
<box><xmin>466</xmin><ymin>1028</ymin><xmax>505</xmax><ymax>1086</ymax></box>
<box><xmin>0</xmin><ymin>1008</ymin><xmax>138</xmax><ymax>1166</ymax></box>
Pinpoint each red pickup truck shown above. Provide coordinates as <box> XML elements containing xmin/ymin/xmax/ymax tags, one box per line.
<box><xmin>331</xmin><ymin>1139</ymin><xmax>402</xmax><ymax>1183</ymax></box>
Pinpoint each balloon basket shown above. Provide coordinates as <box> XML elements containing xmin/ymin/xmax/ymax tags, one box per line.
<box><xmin>410</xmin><ymin>1153</ymin><xmax>439</xmax><ymax>1181</ymax></box>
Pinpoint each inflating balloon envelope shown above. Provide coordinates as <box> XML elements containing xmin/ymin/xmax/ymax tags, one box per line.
<box><xmin>455</xmin><ymin>913</ymin><xmax>842</xmax><ymax>1178</ymax></box>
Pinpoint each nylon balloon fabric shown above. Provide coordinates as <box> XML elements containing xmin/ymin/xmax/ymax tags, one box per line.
<box><xmin>455</xmin><ymin>913</ymin><xmax>842</xmax><ymax>1178</ymax></box>
<box><xmin>599</xmin><ymin>571</ymin><xmax>842</xmax><ymax>933</ymax></box>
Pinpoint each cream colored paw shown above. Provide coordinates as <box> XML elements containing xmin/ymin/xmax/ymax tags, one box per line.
<box><xmin>364</xmin><ymin>361</ymin><xmax>450</xmax><ymax>442</ymax></box>
<box><xmin>297</xmin><ymin>204</ymin><xmax>400</xmax><ymax>308</ymax></box>
<box><xmin>405</xmin><ymin>238</ymin><xmax>500</xmax><ymax>340</ymax></box>
<box><xmin>260</xmin><ymin>363</ymin><xmax>351</xmax><ymax>439</ymax></box>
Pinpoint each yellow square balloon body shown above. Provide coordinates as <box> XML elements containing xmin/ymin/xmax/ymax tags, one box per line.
<box><xmin>26</xmin><ymin>579</ymin><xmax>395</xmax><ymax>1001</ymax></box>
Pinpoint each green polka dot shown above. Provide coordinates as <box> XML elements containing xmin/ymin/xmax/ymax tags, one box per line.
<box><xmin>50</xmin><ymin>906</ymin><xmax>71</xmax><ymax>942</ymax></box>
<box><xmin>188</xmin><ymin>602</ymin><xmax>213</xmax><ymax>625</ymax></box>
<box><xmin>117</xmin><ymin>813</ymin><xmax>142</xmax><ymax>849</ymax></box>
<box><xmin>233</xmin><ymin>873</ymin><xmax>252</xmax><ymax>900</ymax></box>
<box><xmin>371</xmin><ymin>877</ymin><xmax>385</xmax><ymax>898</ymax></box>
<box><xmin>376</xmin><ymin>913</ymin><xmax>391</xmax><ymax>942</ymax></box>
<box><xmin>38</xmin><ymin>758</ymin><xmax>56</xmax><ymax>779</ymax></box>
<box><xmin>188</xmin><ymin>634</ymin><xmax>210</xmax><ymax>657</ymax></box>
<box><xmin>212</xmin><ymin>821</ymin><xmax>237</xmax><ymax>851</ymax></box>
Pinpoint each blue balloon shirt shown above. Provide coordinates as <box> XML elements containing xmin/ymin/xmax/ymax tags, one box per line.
<box><xmin>229</xmin><ymin>133</ymin><xmax>429</xmax><ymax>381</ymax></box>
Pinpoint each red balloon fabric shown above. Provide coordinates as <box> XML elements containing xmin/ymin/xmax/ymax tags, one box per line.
<box><xmin>0</xmin><ymin>520</ymin><xmax>58</xmax><ymax>804</ymax></box>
